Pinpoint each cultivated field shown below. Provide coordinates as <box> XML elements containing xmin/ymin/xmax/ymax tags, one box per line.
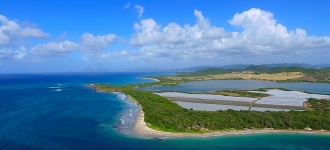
<box><xmin>164</xmin><ymin>72</ymin><xmax>305</xmax><ymax>82</ymax></box>
<box><xmin>210</xmin><ymin>72</ymin><xmax>305</xmax><ymax>81</ymax></box>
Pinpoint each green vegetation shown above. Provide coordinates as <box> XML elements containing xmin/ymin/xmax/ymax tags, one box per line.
<box><xmin>307</xmin><ymin>98</ymin><xmax>330</xmax><ymax>111</ymax></box>
<box><xmin>244</xmin><ymin>65</ymin><xmax>315</xmax><ymax>74</ymax></box>
<box><xmin>92</xmin><ymin>67</ymin><xmax>330</xmax><ymax>132</ymax></box>
<box><xmin>246</xmin><ymin>66</ymin><xmax>330</xmax><ymax>82</ymax></box>
<box><xmin>95</xmin><ymin>84</ymin><xmax>330</xmax><ymax>132</ymax></box>
<box><xmin>96</xmin><ymin>66</ymin><xmax>330</xmax><ymax>91</ymax></box>
<box><xmin>321</xmin><ymin>67</ymin><xmax>330</xmax><ymax>73</ymax></box>
<box><xmin>177</xmin><ymin>65</ymin><xmax>330</xmax><ymax>83</ymax></box>
<box><xmin>255</xmin><ymin>88</ymin><xmax>290</xmax><ymax>92</ymax></box>
<box><xmin>139</xmin><ymin>76</ymin><xmax>192</xmax><ymax>87</ymax></box>
<box><xmin>177</xmin><ymin>68</ymin><xmax>241</xmax><ymax>77</ymax></box>
<box><xmin>203</xmin><ymin>90</ymin><xmax>269</xmax><ymax>98</ymax></box>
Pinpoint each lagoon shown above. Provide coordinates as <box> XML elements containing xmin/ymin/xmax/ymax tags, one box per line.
<box><xmin>141</xmin><ymin>80</ymin><xmax>330</xmax><ymax>94</ymax></box>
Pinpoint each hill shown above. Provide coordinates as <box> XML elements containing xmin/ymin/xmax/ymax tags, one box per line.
<box><xmin>173</xmin><ymin>65</ymin><xmax>330</xmax><ymax>83</ymax></box>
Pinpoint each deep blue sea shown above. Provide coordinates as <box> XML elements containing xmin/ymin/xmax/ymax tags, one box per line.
<box><xmin>1</xmin><ymin>73</ymin><xmax>330</xmax><ymax>150</ymax></box>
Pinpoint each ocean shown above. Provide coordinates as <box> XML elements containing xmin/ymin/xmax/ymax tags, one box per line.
<box><xmin>1</xmin><ymin>73</ymin><xmax>330</xmax><ymax>150</ymax></box>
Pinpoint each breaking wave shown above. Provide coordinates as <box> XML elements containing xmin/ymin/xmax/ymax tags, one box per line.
<box><xmin>112</xmin><ymin>92</ymin><xmax>141</xmax><ymax>137</ymax></box>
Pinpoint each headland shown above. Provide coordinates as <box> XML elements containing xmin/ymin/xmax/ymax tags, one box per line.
<box><xmin>88</xmin><ymin>65</ymin><xmax>330</xmax><ymax>138</ymax></box>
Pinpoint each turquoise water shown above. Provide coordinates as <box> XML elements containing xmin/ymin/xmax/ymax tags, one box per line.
<box><xmin>1</xmin><ymin>73</ymin><xmax>330</xmax><ymax>150</ymax></box>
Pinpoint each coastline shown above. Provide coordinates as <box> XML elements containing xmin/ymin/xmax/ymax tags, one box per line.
<box><xmin>133</xmin><ymin>104</ymin><xmax>330</xmax><ymax>138</ymax></box>
<box><xmin>139</xmin><ymin>77</ymin><xmax>160</xmax><ymax>82</ymax></box>
<box><xmin>87</xmin><ymin>85</ymin><xmax>330</xmax><ymax>138</ymax></box>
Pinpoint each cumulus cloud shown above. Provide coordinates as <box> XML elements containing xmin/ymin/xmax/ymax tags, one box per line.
<box><xmin>225</xmin><ymin>8</ymin><xmax>330</xmax><ymax>54</ymax></box>
<box><xmin>0</xmin><ymin>14</ymin><xmax>49</xmax><ymax>46</ymax></box>
<box><xmin>4</xmin><ymin>8</ymin><xmax>329</xmax><ymax>67</ymax></box>
<box><xmin>129</xmin><ymin>9</ymin><xmax>235</xmax><ymax>61</ymax></box>
<box><xmin>135</xmin><ymin>5</ymin><xmax>144</xmax><ymax>18</ymax></box>
<box><xmin>130</xmin><ymin>19</ymin><xmax>162</xmax><ymax>45</ymax></box>
<box><xmin>127</xmin><ymin>8</ymin><xmax>330</xmax><ymax>63</ymax></box>
<box><xmin>80</xmin><ymin>33</ymin><xmax>117</xmax><ymax>56</ymax></box>
<box><xmin>31</xmin><ymin>41</ymin><xmax>79</xmax><ymax>57</ymax></box>
<box><xmin>131</xmin><ymin>10</ymin><xmax>232</xmax><ymax>47</ymax></box>
<box><xmin>0</xmin><ymin>46</ymin><xmax>27</xmax><ymax>60</ymax></box>
<box><xmin>14</xmin><ymin>46</ymin><xmax>27</xmax><ymax>60</ymax></box>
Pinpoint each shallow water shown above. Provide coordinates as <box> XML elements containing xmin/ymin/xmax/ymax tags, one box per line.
<box><xmin>141</xmin><ymin>80</ymin><xmax>330</xmax><ymax>94</ymax></box>
<box><xmin>1</xmin><ymin>73</ymin><xmax>330</xmax><ymax>150</ymax></box>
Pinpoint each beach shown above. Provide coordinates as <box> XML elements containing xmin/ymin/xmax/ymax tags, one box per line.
<box><xmin>90</xmin><ymin>85</ymin><xmax>330</xmax><ymax>138</ymax></box>
<box><xmin>133</xmin><ymin>104</ymin><xmax>330</xmax><ymax>138</ymax></box>
<box><xmin>139</xmin><ymin>77</ymin><xmax>160</xmax><ymax>82</ymax></box>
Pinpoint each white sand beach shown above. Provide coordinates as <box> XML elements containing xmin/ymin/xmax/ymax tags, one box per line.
<box><xmin>133</xmin><ymin>105</ymin><xmax>330</xmax><ymax>138</ymax></box>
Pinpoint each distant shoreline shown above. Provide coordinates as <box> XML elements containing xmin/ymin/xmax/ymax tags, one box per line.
<box><xmin>133</xmin><ymin>104</ymin><xmax>330</xmax><ymax>138</ymax></box>
<box><xmin>139</xmin><ymin>77</ymin><xmax>160</xmax><ymax>82</ymax></box>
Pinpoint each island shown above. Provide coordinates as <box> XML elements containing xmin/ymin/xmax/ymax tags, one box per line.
<box><xmin>89</xmin><ymin>65</ymin><xmax>330</xmax><ymax>138</ymax></box>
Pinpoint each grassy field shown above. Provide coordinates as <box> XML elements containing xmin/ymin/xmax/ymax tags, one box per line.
<box><xmin>171</xmin><ymin>65</ymin><xmax>330</xmax><ymax>83</ymax></box>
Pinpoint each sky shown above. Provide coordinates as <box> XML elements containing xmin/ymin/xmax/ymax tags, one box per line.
<box><xmin>0</xmin><ymin>0</ymin><xmax>330</xmax><ymax>73</ymax></box>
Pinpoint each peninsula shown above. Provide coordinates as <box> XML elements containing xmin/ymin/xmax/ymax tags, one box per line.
<box><xmin>90</xmin><ymin>66</ymin><xmax>330</xmax><ymax>137</ymax></box>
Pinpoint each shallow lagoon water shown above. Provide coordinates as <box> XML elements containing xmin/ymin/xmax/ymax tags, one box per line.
<box><xmin>252</xmin><ymin>90</ymin><xmax>330</xmax><ymax>106</ymax></box>
<box><xmin>142</xmin><ymin>80</ymin><xmax>330</xmax><ymax>94</ymax></box>
<box><xmin>1</xmin><ymin>74</ymin><xmax>330</xmax><ymax>150</ymax></box>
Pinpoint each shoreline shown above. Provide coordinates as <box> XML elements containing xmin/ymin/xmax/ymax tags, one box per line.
<box><xmin>139</xmin><ymin>77</ymin><xmax>160</xmax><ymax>82</ymax></box>
<box><xmin>87</xmin><ymin>85</ymin><xmax>330</xmax><ymax>138</ymax></box>
<box><xmin>133</xmin><ymin>104</ymin><xmax>330</xmax><ymax>138</ymax></box>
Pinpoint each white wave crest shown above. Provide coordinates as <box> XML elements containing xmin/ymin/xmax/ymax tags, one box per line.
<box><xmin>48</xmin><ymin>86</ymin><xmax>60</xmax><ymax>89</ymax></box>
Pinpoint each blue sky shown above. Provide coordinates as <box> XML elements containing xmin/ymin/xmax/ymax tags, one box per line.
<box><xmin>1</xmin><ymin>0</ymin><xmax>330</xmax><ymax>73</ymax></box>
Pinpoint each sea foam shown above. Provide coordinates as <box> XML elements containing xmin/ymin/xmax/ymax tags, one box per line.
<box><xmin>112</xmin><ymin>92</ymin><xmax>141</xmax><ymax>137</ymax></box>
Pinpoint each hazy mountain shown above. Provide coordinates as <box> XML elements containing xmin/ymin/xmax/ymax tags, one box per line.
<box><xmin>175</xmin><ymin>63</ymin><xmax>330</xmax><ymax>73</ymax></box>
<box><xmin>78</xmin><ymin>63</ymin><xmax>330</xmax><ymax>73</ymax></box>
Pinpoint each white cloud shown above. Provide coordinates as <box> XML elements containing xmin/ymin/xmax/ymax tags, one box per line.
<box><xmin>0</xmin><ymin>46</ymin><xmax>27</xmax><ymax>60</ymax></box>
<box><xmin>0</xmin><ymin>48</ymin><xmax>13</xmax><ymax>59</ymax></box>
<box><xmin>99</xmin><ymin>50</ymin><xmax>129</xmax><ymax>59</ymax></box>
<box><xmin>124</xmin><ymin>2</ymin><xmax>130</xmax><ymax>9</ymax></box>
<box><xmin>31</xmin><ymin>41</ymin><xmax>79</xmax><ymax>57</ymax></box>
<box><xmin>126</xmin><ymin>8</ymin><xmax>330</xmax><ymax>63</ymax></box>
<box><xmin>80</xmin><ymin>33</ymin><xmax>117</xmax><ymax>56</ymax></box>
<box><xmin>14</xmin><ymin>46</ymin><xmax>27</xmax><ymax>60</ymax></box>
<box><xmin>130</xmin><ymin>19</ymin><xmax>162</xmax><ymax>46</ymax></box>
<box><xmin>129</xmin><ymin>9</ymin><xmax>234</xmax><ymax>61</ymax></box>
<box><xmin>135</xmin><ymin>5</ymin><xmax>144</xmax><ymax>18</ymax></box>
<box><xmin>0</xmin><ymin>14</ymin><xmax>49</xmax><ymax>46</ymax></box>
<box><xmin>4</xmin><ymin>8</ymin><xmax>329</xmax><ymax>68</ymax></box>
<box><xmin>227</xmin><ymin>8</ymin><xmax>330</xmax><ymax>53</ymax></box>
